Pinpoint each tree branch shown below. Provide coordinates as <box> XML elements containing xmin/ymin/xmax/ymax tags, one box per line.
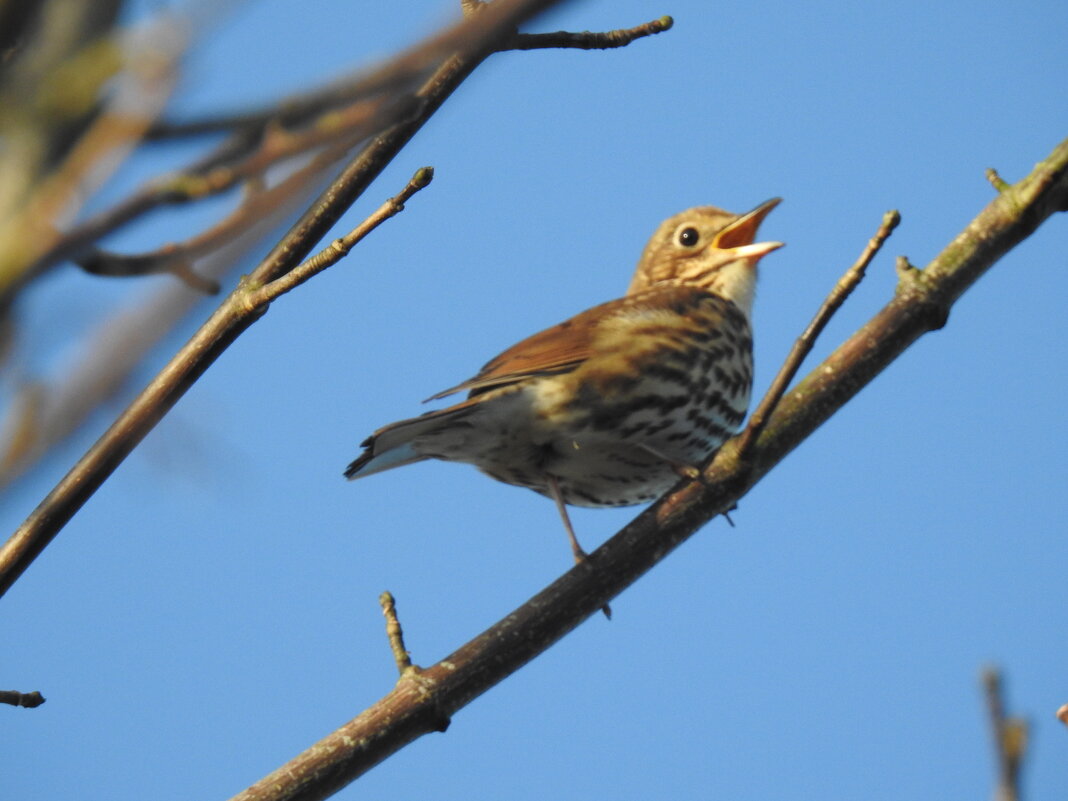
<box><xmin>223</xmin><ymin>134</ymin><xmax>1068</xmax><ymax>801</ymax></box>
<box><xmin>737</xmin><ymin>209</ymin><xmax>900</xmax><ymax>456</ymax></box>
<box><xmin>504</xmin><ymin>15</ymin><xmax>673</xmax><ymax>50</ymax></box>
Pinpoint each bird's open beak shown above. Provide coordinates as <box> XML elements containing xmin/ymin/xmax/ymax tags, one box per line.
<box><xmin>729</xmin><ymin>240</ymin><xmax>785</xmax><ymax>263</ymax></box>
<box><xmin>713</xmin><ymin>197</ymin><xmax>782</xmax><ymax>250</ymax></box>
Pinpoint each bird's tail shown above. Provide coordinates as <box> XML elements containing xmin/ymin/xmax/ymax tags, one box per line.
<box><xmin>344</xmin><ymin>404</ymin><xmax>473</xmax><ymax>480</ymax></box>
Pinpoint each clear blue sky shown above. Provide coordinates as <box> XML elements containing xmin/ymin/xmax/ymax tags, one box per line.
<box><xmin>4</xmin><ymin>1</ymin><xmax>1066</xmax><ymax>799</ymax></box>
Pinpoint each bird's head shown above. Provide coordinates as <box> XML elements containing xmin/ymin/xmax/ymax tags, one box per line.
<box><xmin>628</xmin><ymin>198</ymin><xmax>783</xmax><ymax>317</ymax></box>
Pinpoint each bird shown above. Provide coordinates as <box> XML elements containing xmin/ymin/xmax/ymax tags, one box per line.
<box><xmin>346</xmin><ymin>199</ymin><xmax>783</xmax><ymax>564</ymax></box>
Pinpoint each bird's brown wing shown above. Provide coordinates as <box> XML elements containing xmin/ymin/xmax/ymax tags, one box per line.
<box><xmin>426</xmin><ymin>286</ymin><xmax>710</xmax><ymax>400</ymax></box>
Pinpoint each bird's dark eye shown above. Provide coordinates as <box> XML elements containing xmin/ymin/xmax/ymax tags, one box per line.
<box><xmin>678</xmin><ymin>227</ymin><xmax>700</xmax><ymax>247</ymax></box>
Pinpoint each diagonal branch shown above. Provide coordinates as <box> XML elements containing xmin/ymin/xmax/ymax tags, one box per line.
<box><xmin>223</xmin><ymin>135</ymin><xmax>1068</xmax><ymax>801</ymax></box>
<box><xmin>737</xmin><ymin>209</ymin><xmax>900</xmax><ymax>456</ymax></box>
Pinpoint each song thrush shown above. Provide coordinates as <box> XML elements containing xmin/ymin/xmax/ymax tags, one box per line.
<box><xmin>346</xmin><ymin>199</ymin><xmax>782</xmax><ymax>562</ymax></box>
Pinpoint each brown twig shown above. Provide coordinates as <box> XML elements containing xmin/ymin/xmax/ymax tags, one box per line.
<box><xmin>982</xmin><ymin>667</ymin><xmax>1027</xmax><ymax>801</ymax></box>
<box><xmin>737</xmin><ymin>209</ymin><xmax>900</xmax><ymax>457</ymax></box>
<box><xmin>249</xmin><ymin>167</ymin><xmax>433</xmax><ymax>306</ymax></box>
<box><xmin>0</xmin><ymin>690</ymin><xmax>45</xmax><ymax>708</ymax></box>
<box><xmin>506</xmin><ymin>15</ymin><xmax>674</xmax><ymax>50</ymax></box>
<box><xmin>223</xmin><ymin>134</ymin><xmax>1068</xmax><ymax>801</ymax></box>
<box><xmin>380</xmin><ymin>591</ymin><xmax>414</xmax><ymax>675</ymax></box>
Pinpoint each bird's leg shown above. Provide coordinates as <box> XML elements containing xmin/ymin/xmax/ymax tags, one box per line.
<box><xmin>638</xmin><ymin>444</ymin><xmax>737</xmax><ymax>525</ymax></box>
<box><xmin>546</xmin><ymin>474</ymin><xmax>589</xmax><ymax>564</ymax></box>
<box><xmin>546</xmin><ymin>475</ymin><xmax>611</xmax><ymax>619</ymax></box>
<box><xmin>637</xmin><ymin>443</ymin><xmax>701</xmax><ymax>480</ymax></box>
<box><xmin>722</xmin><ymin>502</ymin><xmax>738</xmax><ymax>527</ymax></box>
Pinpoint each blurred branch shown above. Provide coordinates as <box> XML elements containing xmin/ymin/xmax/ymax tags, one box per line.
<box><xmin>9</xmin><ymin>68</ymin><xmax>421</xmax><ymax>301</ymax></box>
<box><xmin>70</xmin><ymin>128</ymin><xmax>378</xmax><ymax>294</ymax></box>
<box><xmin>982</xmin><ymin>667</ymin><xmax>1027</xmax><ymax>801</ymax></box>
<box><xmin>0</xmin><ymin>7</ymin><xmax>185</xmax><ymax>300</ymax></box>
<box><xmin>4</xmin><ymin>0</ymin><xmax>671</xmax><ymax>600</ymax></box>
<box><xmin>221</xmin><ymin>135</ymin><xmax>1067</xmax><ymax>800</ymax></box>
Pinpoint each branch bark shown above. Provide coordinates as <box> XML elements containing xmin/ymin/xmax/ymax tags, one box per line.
<box><xmin>223</xmin><ymin>135</ymin><xmax>1068</xmax><ymax>801</ymax></box>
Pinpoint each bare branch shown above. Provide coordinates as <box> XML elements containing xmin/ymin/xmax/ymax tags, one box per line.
<box><xmin>249</xmin><ymin>167</ymin><xmax>434</xmax><ymax>305</ymax></box>
<box><xmin>505</xmin><ymin>15</ymin><xmax>674</xmax><ymax>50</ymax></box>
<box><xmin>736</xmin><ymin>209</ymin><xmax>900</xmax><ymax>456</ymax></box>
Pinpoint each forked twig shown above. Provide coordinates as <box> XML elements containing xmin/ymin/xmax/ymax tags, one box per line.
<box><xmin>248</xmin><ymin>167</ymin><xmax>434</xmax><ymax>305</ymax></box>
<box><xmin>736</xmin><ymin>209</ymin><xmax>900</xmax><ymax>457</ymax></box>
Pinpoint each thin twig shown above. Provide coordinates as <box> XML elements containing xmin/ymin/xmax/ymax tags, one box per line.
<box><xmin>379</xmin><ymin>591</ymin><xmax>414</xmax><ymax>675</ymax></box>
<box><xmin>982</xmin><ymin>667</ymin><xmax>1027</xmax><ymax>801</ymax></box>
<box><xmin>505</xmin><ymin>15</ymin><xmax>673</xmax><ymax>50</ymax></box>
<box><xmin>987</xmin><ymin>167</ymin><xmax>1011</xmax><ymax>193</ymax></box>
<box><xmin>736</xmin><ymin>209</ymin><xmax>900</xmax><ymax>457</ymax></box>
<box><xmin>0</xmin><ymin>690</ymin><xmax>45</xmax><ymax>708</ymax></box>
<box><xmin>249</xmin><ymin>167</ymin><xmax>434</xmax><ymax>305</ymax></box>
